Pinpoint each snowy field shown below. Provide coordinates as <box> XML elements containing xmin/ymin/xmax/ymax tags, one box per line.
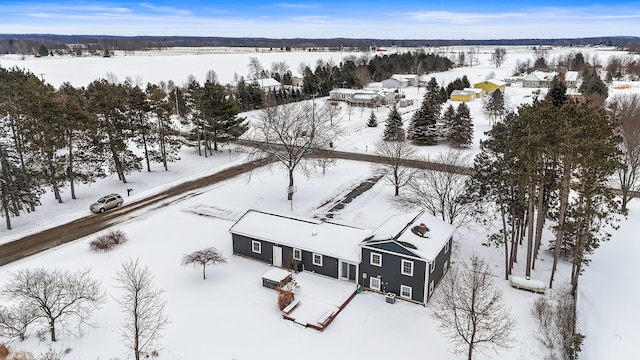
<box><xmin>0</xmin><ymin>46</ymin><xmax>639</xmax><ymax>359</ymax></box>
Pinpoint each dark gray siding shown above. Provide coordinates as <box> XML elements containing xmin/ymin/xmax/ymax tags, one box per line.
<box><xmin>360</xmin><ymin>246</ymin><xmax>427</xmax><ymax>303</ymax></box>
<box><xmin>231</xmin><ymin>233</ymin><xmax>339</xmax><ymax>279</ymax></box>
<box><xmin>426</xmin><ymin>236</ymin><xmax>453</xmax><ymax>301</ymax></box>
<box><xmin>232</xmin><ymin>234</ymin><xmax>273</xmax><ymax>263</ymax></box>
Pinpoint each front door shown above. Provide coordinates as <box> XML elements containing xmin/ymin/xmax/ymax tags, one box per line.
<box><xmin>272</xmin><ymin>246</ymin><xmax>283</xmax><ymax>267</ymax></box>
<box><xmin>339</xmin><ymin>260</ymin><xmax>357</xmax><ymax>282</ymax></box>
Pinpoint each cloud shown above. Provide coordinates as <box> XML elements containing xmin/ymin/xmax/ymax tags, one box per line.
<box><xmin>273</xmin><ymin>2</ymin><xmax>322</xmax><ymax>9</ymax></box>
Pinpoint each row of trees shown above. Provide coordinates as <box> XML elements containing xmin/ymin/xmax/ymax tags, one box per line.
<box><xmin>236</xmin><ymin>50</ymin><xmax>454</xmax><ymax>111</ymax></box>
<box><xmin>467</xmin><ymin>81</ymin><xmax>622</xmax><ymax>297</ymax></box>
<box><xmin>0</xmin><ymin>261</ymin><xmax>165</xmax><ymax>359</ymax></box>
<box><xmin>381</xmin><ymin>77</ymin><xmax>477</xmax><ymax>148</ymax></box>
<box><xmin>0</xmin><ymin>67</ymin><xmax>247</xmax><ymax>230</ymax></box>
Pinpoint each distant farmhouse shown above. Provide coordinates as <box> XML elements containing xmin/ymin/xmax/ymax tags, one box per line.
<box><xmin>329</xmin><ymin>88</ymin><xmax>399</xmax><ymax>107</ymax></box>
<box><xmin>523</xmin><ymin>71</ymin><xmax>558</xmax><ymax>88</ymax></box>
<box><xmin>229</xmin><ymin>210</ymin><xmax>455</xmax><ymax>305</ymax></box>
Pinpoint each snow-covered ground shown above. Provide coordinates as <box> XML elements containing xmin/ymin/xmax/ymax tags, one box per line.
<box><xmin>0</xmin><ymin>46</ymin><xmax>639</xmax><ymax>359</ymax></box>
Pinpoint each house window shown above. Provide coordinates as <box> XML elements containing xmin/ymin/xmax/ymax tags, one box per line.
<box><xmin>401</xmin><ymin>259</ymin><xmax>414</xmax><ymax>276</ymax></box>
<box><xmin>293</xmin><ymin>248</ymin><xmax>302</xmax><ymax>261</ymax></box>
<box><xmin>370</xmin><ymin>277</ymin><xmax>381</xmax><ymax>291</ymax></box>
<box><xmin>370</xmin><ymin>252</ymin><xmax>382</xmax><ymax>267</ymax></box>
<box><xmin>428</xmin><ymin>281</ymin><xmax>435</xmax><ymax>297</ymax></box>
<box><xmin>430</xmin><ymin>261</ymin><xmax>436</xmax><ymax>273</ymax></box>
<box><xmin>445</xmin><ymin>240</ymin><xmax>450</xmax><ymax>253</ymax></box>
<box><xmin>400</xmin><ymin>285</ymin><xmax>412</xmax><ymax>299</ymax></box>
<box><xmin>443</xmin><ymin>260</ymin><xmax>449</xmax><ymax>277</ymax></box>
<box><xmin>251</xmin><ymin>240</ymin><xmax>261</xmax><ymax>254</ymax></box>
<box><xmin>312</xmin><ymin>253</ymin><xmax>323</xmax><ymax>266</ymax></box>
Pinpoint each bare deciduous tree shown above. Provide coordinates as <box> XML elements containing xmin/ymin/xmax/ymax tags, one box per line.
<box><xmin>489</xmin><ymin>47</ymin><xmax>507</xmax><ymax>68</ymax></box>
<box><xmin>3</xmin><ymin>268</ymin><xmax>105</xmax><ymax>342</ymax></box>
<box><xmin>205</xmin><ymin>69</ymin><xmax>218</xmax><ymax>84</ymax></box>
<box><xmin>396</xmin><ymin>150</ymin><xmax>475</xmax><ymax>226</ymax></box>
<box><xmin>247</xmin><ymin>102</ymin><xmax>341</xmax><ymax>200</ymax></box>
<box><xmin>531</xmin><ymin>283</ymin><xmax>584</xmax><ymax>360</ymax></box>
<box><xmin>374</xmin><ymin>140</ymin><xmax>417</xmax><ymax>196</ymax></box>
<box><xmin>248</xmin><ymin>57</ymin><xmax>263</xmax><ymax>80</ymax></box>
<box><xmin>270</xmin><ymin>61</ymin><xmax>290</xmax><ymax>76</ymax></box>
<box><xmin>431</xmin><ymin>254</ymin><xmax>517</xmax><ymax>360</ymax></box>
<box><xmin>0</xmin><ymin>304</ymin><xmax>39</xmax><ymax>340</ymax></box>
<box><xmin>115</xmin><ymin>258</ymin><xmax>169</xmax><ymax>360</ymax></box>
<box><xmin>181</xmin><ymin>247</ymin><xmax>227</xmax><ymax>279</ymax></box>
<box><xmin>609</xmin><ymin>93</ymin><xmax>640</xmax><ymax>211</ymax></box>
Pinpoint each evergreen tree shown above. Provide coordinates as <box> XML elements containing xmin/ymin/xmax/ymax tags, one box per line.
<box><xmin>38</xmin><ymin>45</ymin><xmax>49</xmax><ymax>57</ymax></box>
<box><xmin>548</xmin><ymin>76</ymin><xmax>568</xmax><ymax>108</ymax></box>
<box><xmin>367</xmin><ymin>109</ymin><xmax>378</xmax><ymax>127</ymax></box>
<box><xmin>58</xmin><ymin>82</ymin><xmax>103</xmax><ymax>200</ymax></box>
<box><xmin>448</xmin><ymin>103</ymin><xmax>474</xmax><ymax>147</ymax></box>
<box><xmin>198</xmin><ymin>80</ymin><xmax>247</xmax><ymax>153</ymax></box>
<box><xmin>21</xmin><ymin>78</ymin><xmax>67</xmax><ymax>203</ymax></box>
<box><xmin>383</xmin><ymin>105</ymin><xmax>404</xmax><ymax>141</ymax></box>
<box><xmin>126</xmin><ymin>83</ymin><xmax>154</xmax><ymax>172</ymax></box>
<box><xmin>146</xmin><ymin>83</ymin><xmax>182</xmax><ymax>170</ymax></box>
<box><xmin>441</xmin><ymin>104</ymin><xmax>457</xmax><ymax>140</ymax></box>
<box><xmin>86</xmin><ymin>79</ymin><xmax>142</xmax><ymax>183</ymax></box>
<box><xmin>408</xmin><ymin>77</ymin><xmax>441</xmax><ymax>145</ymax></box>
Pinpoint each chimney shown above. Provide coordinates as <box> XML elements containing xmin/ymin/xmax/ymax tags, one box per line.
<box><xmin>417</xmin><ymin>223</ymin><xmax>429</xmax><ymax>236</ymax></box>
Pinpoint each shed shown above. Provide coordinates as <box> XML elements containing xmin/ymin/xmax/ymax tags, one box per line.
<box><xmin>464</xmin><ymin>87</ymin><xmax>484</xmax><ymax>98</ymax></box>
<box><xmin>473</xmin><ymin>79</ymin><xmax>506</xmax><ymax>94</ymax></box>
<box><xmin>450</xmin><ymin>89</ymin><xmax>475</xmax><ymax>102</ymax></box>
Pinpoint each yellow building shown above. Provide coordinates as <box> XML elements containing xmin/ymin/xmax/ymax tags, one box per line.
<box><xmin>473</xmin><ymin>79</ymin><xmax>506</xmax><ymax>94</ymax></box>
<box><xmin>450</xmin><ymin>89</ymin><xmax>475</xmax><ymax>102</ymax></box>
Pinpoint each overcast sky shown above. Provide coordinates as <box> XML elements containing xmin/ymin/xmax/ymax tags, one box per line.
<box><xmin>0</xmin><ymin>0</ymin><xmax>638</xmax><ymax>39</ymax></box>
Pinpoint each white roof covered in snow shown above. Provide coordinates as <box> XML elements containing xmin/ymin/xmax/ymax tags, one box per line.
<box><xmin>451</xmin><ymin>89</ymin><xmax>473</xmax><ymax>97</ymax></box>
<box><xmin>229</xmin><ymin>209</ymin><xmax>370</xmax><ymax>262</ymax></box>
<box><xmin>565</xmin><ymin>71</ymin><xmax>579</xmax><ymax>82</ymax></box>
<box><xmin>523</xmin><ymin>71</ymin><xmax>557</xmax><ymax>82</ymax></box>
<box><xmin>363</xmin><ymin>211</ymin><xmax>456</xmax><ymax>261</ymax></box>
<box><xmin>257</xmin><ymin>77</ymin><xmax>282</xmax><ymax>88</ymax></box>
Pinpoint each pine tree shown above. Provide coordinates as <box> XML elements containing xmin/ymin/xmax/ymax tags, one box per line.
<box><xmin>548</xmin><ymin>76</ymin><xmax>568</xmax><ymax>108</ymax></box>
<box><xmin>367</xmin><ymin>109</ymin><xmax>378</xmax><ymax>127</ymax></box>
<box><xmin>441</xmin><ymin>104</ymin><xmax>457</xmax><ymax>140</ymax></box>
<box><xmin>383</xmin><ymin>105</ymin><xmax>404</xmax><ymax>141</ymax></box>
<box><xmin>146</xmin><ymin>84</ymin><xmax>182</xmax><ymax>170</ymax></box>
<box><xmin>448</xmin><ymin>103</ymin><xmax>474</xmax><ymax>148</ymax></box>
<box><xmin>408</xmin><ymin>77</ymin><xmax>441</xmax><ymax>145</ymax></box>
<box><xmin>86</xmin><ymin>79</ymin><xmax>142</xmax><ymax>183</ymax></box>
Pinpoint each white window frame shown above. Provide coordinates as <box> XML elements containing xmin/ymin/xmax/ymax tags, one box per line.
<box><xmin>401</xmin><ymin>259</ymin><xmax>414</xmax><ymax>276</ymax></box>
<box><xmin>251</xmin><ymin>240</ymin><xmax>261</xmax><ymax>254</ymax></box>
<box><xmin>370</xmin><ymin>252</ymin><xmax>382</xmax><ymax>267</ymax></box>
<box><xmin>445</xmin><ymin>240</ymin><xmax>450</xmax><ymax>253</ymax></box>
<box><xmin>370</xmin><ymin>277</ymin><xmax>381</xmax><ymax>291</ymax></box>
<box><xmin>430</xmin><ymin>260</ymin><xmax>436</xmax><ymax>273</ymax></box>
<box><xmin>293</xmin><ymin>248</ymin><xmax>302</xmax><ymax>261</ymax></box>
<box><xmin>400</xmin><ymin>285</ymin><xmax>412</xmax><ymax>299</ymax></box>
<box><xmin>428</xmin><ymin>281</ymin><xmax>435</xmax><ymax>297</ymax></box>
<box><xmin>443</xmin><ymin>260</ymin><xmax>449</xmax><ymax>277</ymax></box>
<box><xmin>312</xmin><ymin>253</ymin><xmax>323</xmax><ymax>266</ymax></box>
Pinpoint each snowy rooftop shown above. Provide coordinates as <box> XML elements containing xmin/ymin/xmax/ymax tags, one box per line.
<box><xmin>229</xmin><ymin>209</ymin><xmax>370</xmax><ymax>262</ymax></box>
<box><xmin>364</xmin><ymin>211</ymin><xmax>456</xmax><ymax>261</ymax></box>
<box><xmin>565</xmin><ymin>71</ymin><xmax>579</xmax><ymax>82</ymax></box>
<box><xmin>451</xmin><ymin>89</ymin><xmax>473</xmax><ymax>97</ymax></box>
<box><xmin>523</xmin><ymin>70</ymin><xmax>558</xmax><ymax>82</ymax></box>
